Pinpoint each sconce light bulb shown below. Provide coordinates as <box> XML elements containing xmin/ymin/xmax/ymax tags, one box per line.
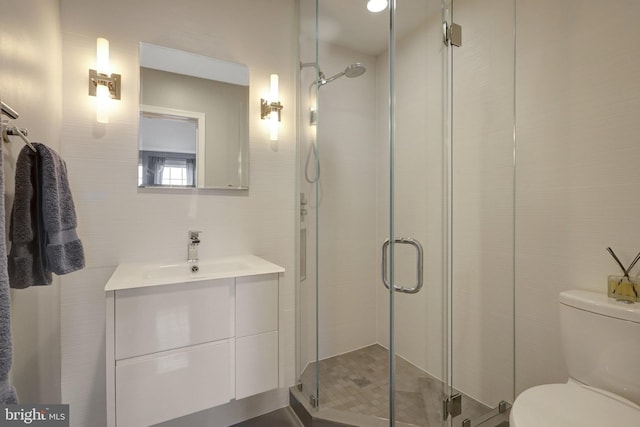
<box><xmin>269</xmin><ymin>110</ymin><xmax>279</xmax><ymax>141</ymax></box>
<box><xmin>270</xmin><ymin>74</ymin><xmax>279</xmax><ymax>101</ymax></box>
<box><xmin>96</xmin><ymin>37</ymin><xmax>110</xmax><ymax>74</ymax></box>
<box><xmin>268</xmin><ymin>74</ymin><xmax>280</xmax><ymax>141</ymax></box>
<box><xmin>96</xmin><ymin>84</ymin><xmax>110</xmax><ymax>123</ymax></box>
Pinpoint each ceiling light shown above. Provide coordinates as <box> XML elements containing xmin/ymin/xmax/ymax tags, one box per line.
<box><xmin>367</xmin><ymin>0</ymin><xmax>388</xmax><ymax>13</ymax></box>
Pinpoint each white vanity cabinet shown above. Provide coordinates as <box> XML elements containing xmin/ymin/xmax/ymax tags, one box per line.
<box><xmin>105</xmin><ymin>256</ymin><xmax>284</xmax><ymax>427</ymax></box>
<box><xmin>235</xmin><ymin>275</ymin><xmax>279</xmax><ymax>399</ymax></box>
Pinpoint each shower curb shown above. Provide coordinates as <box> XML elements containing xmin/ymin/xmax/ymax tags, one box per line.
<box><xmin>289</xmin><ymin>389</ymin><xmax>359</xmax><ymax>427</ymax></box>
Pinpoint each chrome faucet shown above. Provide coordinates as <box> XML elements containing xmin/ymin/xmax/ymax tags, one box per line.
<box><xmin>187</xmin><ymin>230</ymin><xmax>202</xmax><ymax>262</ymax></box>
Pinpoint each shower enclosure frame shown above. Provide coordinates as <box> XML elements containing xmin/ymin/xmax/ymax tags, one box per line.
<box><xmin>295</xmin><ymin>0</ymin><xmax>516</xmax><ymax>426</ymax></box>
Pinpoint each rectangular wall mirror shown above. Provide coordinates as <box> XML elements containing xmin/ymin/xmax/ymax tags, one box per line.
<box><xmin>138</xmin><ymin>42</ymin><xmax>250</xmax><ymax>189</ymax></box>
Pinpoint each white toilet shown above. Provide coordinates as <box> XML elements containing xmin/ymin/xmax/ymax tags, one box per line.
<box><xmin>510</xmin><ymin>290</ymin><xmax>640</xmax><ymax>426</ymax></box>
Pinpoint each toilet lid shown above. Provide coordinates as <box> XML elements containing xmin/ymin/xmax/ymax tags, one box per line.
<box><xmin>510</xmin><ymin>383</ymin><xmax>640</xmax><ymax>427</ymax></box>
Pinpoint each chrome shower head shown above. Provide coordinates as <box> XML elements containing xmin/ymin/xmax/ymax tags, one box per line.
<box><xmin>344</xmin><ymin>63</ymin><xmax>366</xmax><ymax>78</ymax></box>
<box><xmin>321</xmin><ymin>63</ymin><xmax>367</xmax><ymax>85</ymax></box>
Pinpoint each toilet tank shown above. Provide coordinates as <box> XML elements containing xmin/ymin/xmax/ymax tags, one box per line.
<box><xmin>560</xmin><ymin>290</ymin><xmax>640</xmax><ymax>406</ymax></box>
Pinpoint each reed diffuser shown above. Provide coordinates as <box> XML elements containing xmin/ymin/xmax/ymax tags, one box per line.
<box><xmin>606</xmin><ymin>247</ymin><xmax>640</xmax><ymax>303</ymax></box>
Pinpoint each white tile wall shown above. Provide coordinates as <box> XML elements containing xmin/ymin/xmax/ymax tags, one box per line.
<box><xmin>515</xmin><ymin>0</ymin><xmax>640</xmax><ymax>395</ymax></box>
<box><xmin>298</xmin><ymin>37</ymin><xmax>379</xmax><ymax>366</ymax></box>
<box><xmin>1</xmin><ymin>0</ymin><xmax>63</xmax><ymax>405</ymax></box>
<box><xmin>60</xmin><ymin>267</ymin><xmax>112</xmax><ymax>424</ymax></box>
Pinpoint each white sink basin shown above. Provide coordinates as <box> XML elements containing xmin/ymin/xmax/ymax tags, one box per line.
<box><xmin>141</xmin><ymin>260</ymin><xmax>250</xmax><ymax>280</ymax></box>
<box><xmin>105</xmin><ymin>255</ymin><xmax>284</xmax><ymax>291</ymax></box>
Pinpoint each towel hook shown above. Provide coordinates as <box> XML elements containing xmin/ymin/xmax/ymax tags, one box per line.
<box><xmin>2</xmin><ymin>122</ymin><xmax>36</xmax><ymax>152</ymax></box>
<box><xmin>1</xmin><ymin>101</ymin><xmax>37</xmax><ymax>152</ymax></box>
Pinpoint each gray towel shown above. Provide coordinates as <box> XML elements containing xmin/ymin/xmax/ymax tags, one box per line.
<box><xmin>8</xmin><ymin>146</ymin><xmax>51</xmax><ymax>288</ymax></box>
<box><xmin>0</xmin><ymin>127</ymin><xmax>18</xmax><ymax>403</ymax></box>
<box><xmin>35</xmin><ymin>143</ymin><xmax>85</xmax><ymax>275</ymax></box>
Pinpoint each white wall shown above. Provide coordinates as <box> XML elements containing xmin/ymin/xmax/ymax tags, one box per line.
<box><xmin>315</xmin><ymin>42</ymin><xmax>378</xmax><ymax>360</ymax></box>
<box><xmin>1</xmin><ymin>0</ymin><xmax>63</xmax><ymax>405</ymax></box>
<box><xmin>57</xmin><ymin>0</ymin><xmax>298</xmax><ymax>426</ymax></box>
<box><xmin>298</xmin><ymin>31</ymin><xmax>379</xmax><ymax>367</ymax></box>
<box><xmin>514</xmin><ymin>0</ymin><xmax>640</xmax><ymax>395</ymax></box>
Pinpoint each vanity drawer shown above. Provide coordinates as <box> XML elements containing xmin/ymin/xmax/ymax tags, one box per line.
<box><xmin>114</xmin><ymin>278</ymin><xmax>233</xmax><ymax>360</ymax></box>
<box><xmin>236</xmin><ymin>274</ymin><xmax>278</xmax><ymax>337</ymax></box>
<box><xmin>115</xmin><ymin>340</ymin><xmax>233</xmax><ymax>427</ymax></box>
<box><xmin>235</xmin><ymin>331</ymin><xmax>278</xmax><ymax>399</ymax></box>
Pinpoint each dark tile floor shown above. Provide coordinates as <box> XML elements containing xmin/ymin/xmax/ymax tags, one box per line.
<box><xmin>231</xmin><ymin>407</ymin><xmax>303</xmax><ymax>427</ymax></box>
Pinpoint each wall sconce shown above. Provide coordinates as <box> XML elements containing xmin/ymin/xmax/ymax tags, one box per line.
<box><xmin>261</xmin><ymin>74</ymin><xmax>283</xmax><ymax>141</ymax></box>
<box><xmin>88</xmin><ymin>37</ymin><xmax>121</xmax><ymax>123</ymax></box>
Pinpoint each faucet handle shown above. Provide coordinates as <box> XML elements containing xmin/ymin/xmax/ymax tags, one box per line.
<box><xmin>189</xmin><ymin>230</ymin><xmax>203</xmax><ymax>242</ymax></box>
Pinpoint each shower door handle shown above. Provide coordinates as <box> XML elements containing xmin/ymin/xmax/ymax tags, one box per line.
<box><xmin>381</xmin><ymin>237</ymin><xmax>424</xmax><ymax>294</ymax></box>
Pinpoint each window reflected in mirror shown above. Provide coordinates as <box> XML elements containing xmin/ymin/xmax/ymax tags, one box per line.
<box><xmin>139</xmin><ymin>108</ymin><xmax>202</xmax><ymax>187</ymax></box>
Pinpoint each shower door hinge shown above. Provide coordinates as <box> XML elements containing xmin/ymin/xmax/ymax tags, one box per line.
<box><xmin>443</xmin><ymin>22</ymin><xmax>462</xmax><ymax>47</ymax></box>
<box><xmin>443</xmin><ymin>393</ymin><xmax>462</xmax><ymax>420</ymax></box>
<box><xmin>461</xmin><ymin>400</ymin><xmax>512</xmax><ymax>427</ymax></box>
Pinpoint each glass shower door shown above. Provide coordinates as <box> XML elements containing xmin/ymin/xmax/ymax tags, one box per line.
<box><xmin>386</xmin><ymin>0</ymin><xmax>450</xmax><ymax>425</ymax></box>
<box><xmin>446</xmin><ymin>0</ymin><xmax>516</xmax><ymax>425</ymax></box>
<box><xmin>389</xmin><ymin>0</ymin><xmax>517</xmax><ymax>425</ymax></box>
<box><xmin>295</xmin><ymin>0</ymin><xmax>453</xmax><ymax>425</ymax></box>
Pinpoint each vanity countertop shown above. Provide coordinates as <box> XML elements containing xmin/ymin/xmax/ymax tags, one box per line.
<box><xmin>105</xmin><ymin>255</ymin><xmax>285</xmax><ymax>292</ymax></box>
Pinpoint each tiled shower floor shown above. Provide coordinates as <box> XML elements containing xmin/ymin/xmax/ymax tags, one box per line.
<box><xmin>297</xmin><ymin>344</ymin><xmax>505</xmax><ymax>426</ymax></box>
